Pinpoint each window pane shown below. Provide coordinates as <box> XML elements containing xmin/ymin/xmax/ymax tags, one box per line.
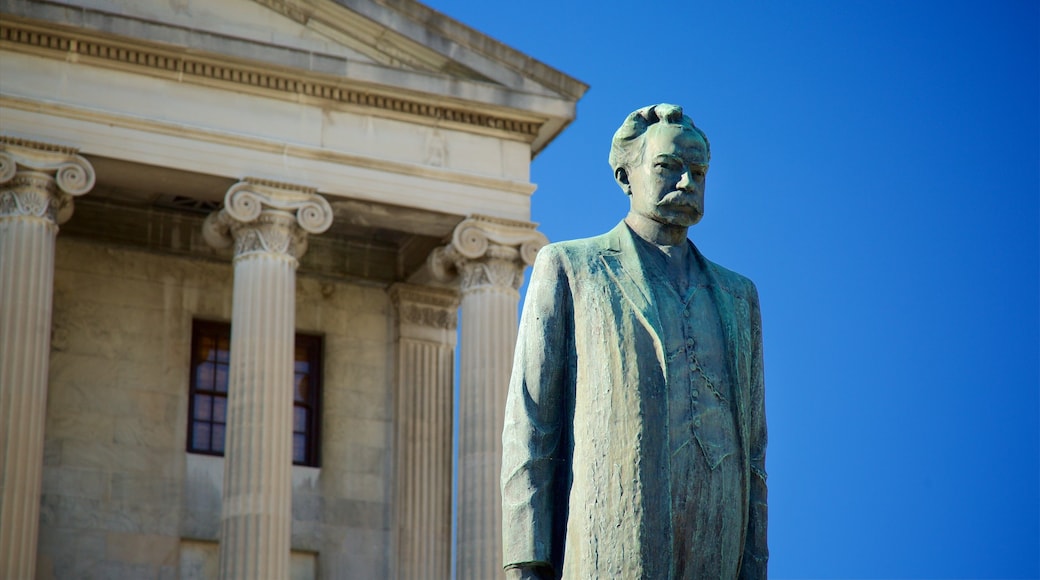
<box><xmin>293</xmin><ymin>433</ymin><xmax>306</xmax><ymax>464</ymax></box>
<box><xmin>215</xmin><ymin>365</ymin><xmax>229</xmax><ymax>393</ymax></box>
<box><xmin>192</xmin><ymin>422</ymin><xmax>211</xmax><ymax>451</ymax></box>
<box><xmin>216</xmin><ymin>336</ymin><xmax>230</xmax><ymax>362</ymax></box>
<box><xmin>294</xmin><ymin>406</ymin><xmax>307</xmax><ymax>432</ymax></box>
<box><xmin>212</xmin><ymin>424</ymin><xmax>225</xmax><ymax>453</ymax></box>
<box><xmin>194</xmin><ymin>395</ymin><xmax>212</xmax><ymax>420</ymax></box>
<box><xmin>196</xmin><ymin>336</ymin><xmax>216</xmax><ymax>362</ymax></box>
<box><xmin>213</xmin><ymin>396</ymin><xmax>227</xmax><ymax>422</ymax></box>
<box><xmin>196</xmin><ymin>363</ymin><xmax>215</xmax><ymax>390</ymax></box>
<box><xmin>295</xmin><ymin>375</ymin><xmax>308</xmax><ymax>402</ymax></box>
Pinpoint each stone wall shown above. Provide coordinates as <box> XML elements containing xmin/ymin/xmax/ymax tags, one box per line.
<box><xmin>38</xmin><ymin>235</ymin><xmax>395</xmax><ymax>579</ymax></box>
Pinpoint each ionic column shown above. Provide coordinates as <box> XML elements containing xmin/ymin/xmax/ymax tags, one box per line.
<box><xmin>390</xmin><ymin>284</ymin><xmax>459</xmax><ymax>580</ymax></box>
<box><xmin>203</xmin><ymin>179</ymin><xmax>332</xmax><ymax>580</ymax></box>
<box><xmin>0</xmin><ymin>138</ymin><xmax>94</xmax><ymax>579</ymax></box>
<box><xmin>430</xmin><ymin>216</ymin><xmax>547</xmax><ymax>580</ymax></box>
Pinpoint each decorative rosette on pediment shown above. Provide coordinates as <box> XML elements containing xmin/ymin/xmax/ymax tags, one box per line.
<box><xmin>429</xmin><ymin>215</ymin><xmax>548</xmax><ymax>294</ymax></box>
<box><xmin>203</xmin><ymin>178</ymin><xmax>333</xmax><ymax>261</ymax></box>
<box><xmin>0</xmin><ymin>136</ymin><xmax>95</xmax><ymax>225</ymax></box>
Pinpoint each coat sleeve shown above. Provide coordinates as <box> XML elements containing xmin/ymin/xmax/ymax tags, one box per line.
<box><xmin>501</xmin><ymin>244</ymin><xmax>574</xmax><ymax>573</ymax></box>
<box><xmin>740</xmin><ymin>280</ymin><xmax>769</xmax><ymax>579</ymax></box>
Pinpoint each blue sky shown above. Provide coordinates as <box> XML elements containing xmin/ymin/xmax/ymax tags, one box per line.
<box><xmin>429</xmin><ymin>1</ymin><xmax>1039</xmax><ymax>578</ymax></box>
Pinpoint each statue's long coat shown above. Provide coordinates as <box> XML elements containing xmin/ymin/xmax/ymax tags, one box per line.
<box><xmin>501</xmin><ymin>222</ymin><xmax>768</xmax><ymax>579</ymax></box>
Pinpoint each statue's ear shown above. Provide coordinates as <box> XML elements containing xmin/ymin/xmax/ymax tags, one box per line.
<box><xmin>614</xmin><ymin>167</ymin><xmax>631</xmax><ymax>195</ymax></box>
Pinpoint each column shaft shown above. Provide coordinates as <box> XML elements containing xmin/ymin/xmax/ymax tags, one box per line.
<box><xmin>429</xmin><ymin>215</ymin><xmax>547</xmax><ymax>580</ymax></box>
<box><xmin>397</xmin><ymin>340</ymin><xmax>454</xmax><ymax>579</ymax></box>
<box><xmin>0</xmin><ymin>216</ymin><xmax>57</xmax><ymax>580</ymax></box>
<box><xmin>218</xmin><ymin>253</ymin><xmax>296</xmax><ymax>579</ymax></box>
<box><xmin>456</xmin><ymin>287</ymin><xmax>518</xmax><ymax>580</ymax></box>
<box><xmin>391</xmin><ymin>285</ymin><xmax>457</xmax><ymax>580</ymax></box>
<box><xmin>0</xmin><ymin>139</ymin><xmax>94</xmax><ymax>579</ymax></box>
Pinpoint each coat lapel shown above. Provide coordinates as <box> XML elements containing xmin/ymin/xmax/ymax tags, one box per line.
<box><xmin>599</xmin><ymin>223</ymin><xmax>664</xmax><ymax>359</ymax></box>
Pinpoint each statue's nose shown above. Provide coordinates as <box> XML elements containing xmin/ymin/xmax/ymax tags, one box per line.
<box><xmin>677</xmin><ymin>168</ymin><xmax>695</xmax><ymax>190</ymax></box>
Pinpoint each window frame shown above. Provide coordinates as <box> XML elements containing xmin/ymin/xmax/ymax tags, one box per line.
<box><xmin>292</xmin><ymin>332</ymin><xmax>323</xmax><ymax>467</ymax></box>
<box><xmin>186</xmin><ymin>320</ymin><xmax>231</xmax><ymax>459</ymax></box>
<box><xmin>187</xmin><ymin>319</ymin><xmax>323</xmax><ymax>467</ymax></box>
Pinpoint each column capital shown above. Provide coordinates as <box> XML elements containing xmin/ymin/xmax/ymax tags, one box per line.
<box><xmin>203</xmin><ymin>178</ymin><xmax>333</xmax><ymax>261</ymax></box>
<box><xmin>0</xmin><ymin>136</ymin><xmax>96</xmax><ymax>225</ymax></box>
<box><xmin>428</xmin><ymin>215</ymin><xmax>548</xmax><ymax>294</ymax></box>
<box><xmin>390</xmin><ymin>284</ymin><xmax>460</xmax><ymax>330</ymax></box>
<box><xmin>390</xmin><ymin>283</ymin><xmax>460</xmax><ymax>345</ymax></box>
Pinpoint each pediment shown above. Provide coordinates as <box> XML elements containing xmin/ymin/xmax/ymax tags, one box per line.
<box><xmin>67</xmin><ymin>0</ymin><xmax>496</xmax><ymax>82</ymax></box>
<box><xmin>251</xmin><ymin>0</ymin><xmax>589</xmax><ymax>101</ymax></box>
<box><xmin>251</xmin><ymin>0</ymin><xmax>497</xmax><ymax>83</ymax></box>
<box><xmin>2</xmin><ymin>0</ymin><xmax>587</xmax><ymax>153</ymax></box>
<box><xmin>15</xmin><ymin>0</ymin><xmax>584</xmax><ymax>99</ymax></box>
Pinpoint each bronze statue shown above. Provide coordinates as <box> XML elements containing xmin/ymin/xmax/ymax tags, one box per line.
<box><xmin>501</xmin><ymin>104</ymin><xmax>768</xmax><ymax>579</ymax></box>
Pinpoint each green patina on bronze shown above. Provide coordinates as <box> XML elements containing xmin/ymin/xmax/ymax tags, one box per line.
<box><xmin>501</xmin><ymin>104</ymin><xmax>768</xmax><ymax>579</ymax></box>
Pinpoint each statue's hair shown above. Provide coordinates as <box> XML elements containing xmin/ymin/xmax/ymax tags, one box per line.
<box><xmin>608</xmin><ymin>104</ymin><xmax>710</xmax><ymax>174</ymax></box>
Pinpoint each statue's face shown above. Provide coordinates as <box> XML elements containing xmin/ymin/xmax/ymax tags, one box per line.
<box><xmin>624</xmin><ymin>124</ymin><xmax>709</xmax><ymax>227</ymax></box>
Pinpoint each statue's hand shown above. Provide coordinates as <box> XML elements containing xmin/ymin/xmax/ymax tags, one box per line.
<box><xmin>505</xmin><ymin>565</ymin><xmax>552</xmax><ymax>580</ymax></box>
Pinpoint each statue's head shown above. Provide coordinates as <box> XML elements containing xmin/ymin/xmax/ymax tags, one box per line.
<box><xmin>609</xmin><ymin>104</ymin><xmax>711</xmax><ymax>227</ymax></box>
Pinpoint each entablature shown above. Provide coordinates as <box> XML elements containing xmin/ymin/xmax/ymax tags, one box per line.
<box><xmin>0</xmin><ymin>13</ymin><xmax>556</xmax><ymax>144</ymax></box>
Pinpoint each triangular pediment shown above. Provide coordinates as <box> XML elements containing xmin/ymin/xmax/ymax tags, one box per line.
<box><xmin>249</xmin><ymin>0</ymin><xmax>499</xmax><ymax>84</ymax></box>
<box><xmin>2</xmin><ymin>0</ymin><xmax>587</xmax><ymax>153</ymax></box>
<box><xmin>247</xmin><ymin>0</ymin><xmax>588</xmax><ymax>100</ymax></box>
<box><xmin>32</xmin><ymin>0</ymin><xmax>583</xmax><ymax>98</ymax></box>
<box><xmin>90</xmin><ymin>0</ymin><xmax>498</xmax><ymax>83</ymax></box>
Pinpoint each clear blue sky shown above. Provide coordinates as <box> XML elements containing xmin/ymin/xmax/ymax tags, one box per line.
<box><xmin>429</xmin><ymin>1</ymin><xmax>1039</xmax><ymax>578</ymax></box>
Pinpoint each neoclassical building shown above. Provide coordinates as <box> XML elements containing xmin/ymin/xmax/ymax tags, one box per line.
<box><xmin>0</xmin><ymin>0</ymin><xmax>586</xmax><ymax>578</ymax></box>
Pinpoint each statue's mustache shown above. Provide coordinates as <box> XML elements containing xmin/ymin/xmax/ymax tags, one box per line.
<box><xmin>657</xmin><ymin>191</ymin><xmax>701</xmax><ymax>207</ymax></box>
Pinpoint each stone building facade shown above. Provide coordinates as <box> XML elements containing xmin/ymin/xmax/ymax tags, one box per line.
<box><xmin>0</xmin><ymin>1</ymin><xmax>586</xmax><ymax>578</ymax></box>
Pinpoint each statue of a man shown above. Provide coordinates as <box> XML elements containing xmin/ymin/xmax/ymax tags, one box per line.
<box><xmin>501</xmin><ymin>104</ymin><xmax>768</xmax><ymax>579</ymax></box>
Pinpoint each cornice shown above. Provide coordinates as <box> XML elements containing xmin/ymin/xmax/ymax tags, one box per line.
<box><xmin>0</xmin><ymin>15</ymin><xmax>545</xmax><ymax>142</ymax></box>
